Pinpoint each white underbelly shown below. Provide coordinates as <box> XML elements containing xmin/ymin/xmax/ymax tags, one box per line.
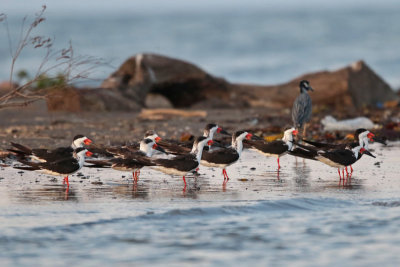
<box><xmin>251</xmin><ymin>149</ymin><xmax>283</xmax><ymax>158</ymax></box>
<box><xmin>200</xmin><ymin>160</ymin><xmax>230</xmax><ymax>168</ymax></box>
<box><xmin>112</xmin><ymin>166</ymin><xmax>138</xmax><ymax>172</ymax></box>
<box><xmin>153</xmin><ymin>166</ymin><xmax>188</xmax><ymax>176</ymax></box>
<box><xmin>316</xmin><ymin>156</ymin><xmax>344</xmax><ymax>169</ymax></box>
<box><xmin>39</xmin><ymin>169</ymin><xmax>78</xmax><ymax>176</ymax></box>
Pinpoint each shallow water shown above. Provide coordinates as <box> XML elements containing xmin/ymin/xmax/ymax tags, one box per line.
<box><xmin>0</xmin><ymin>142</ymin><xmax>399</xmax><ymax>266</ymax></box>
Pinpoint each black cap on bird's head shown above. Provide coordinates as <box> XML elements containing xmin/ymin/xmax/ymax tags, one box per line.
<box><xmin>354</xmin><ymin>128</ymin><xmax>368</xmax><ymax>137</ymax></box>
<box><xmin>233</xmin><ymin>130</ymin><xmax>253</xmax><ymax>141</ymax></box>
<box><xmin>74</xmin><ymin>147</ymin><xmax>93</xmax><ymax>157</ymax></box>
<box><xmin>194</xmin><ymin>136</ymin><xmax>213</xmax><ymax>147</ymax></box>
<box><xmin>299</xmin><ymin>80</ymin><xmax>314</xmax><ymax>92</ymax></box>
<box><xmin>144</xmin><ymin>130</ymin><xmax>161</xmax><ymax>142</ymax></box>
<box><xmin>205</xmin><ymin>124</ymin><xmax>217</xmax><ymax>131</ymax></box>
<box><xmin>73</xmin><ymin>134</ymin><xmax>85</xmax><ymax>140</ymax></box>
<box><xmin>204</xmin><ymin>123</ymin><xmax>230</xmax><ymax>137</ymax></box>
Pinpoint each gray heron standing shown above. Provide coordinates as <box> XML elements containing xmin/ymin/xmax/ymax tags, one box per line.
<box><xmin>291</xmin><ymin>80</ymin><xmax>314</xmax><ymax>139</ymax></box>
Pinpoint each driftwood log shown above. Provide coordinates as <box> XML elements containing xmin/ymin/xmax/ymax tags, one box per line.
<box><xmin>46</xmin><ymin>53</ymin><xmax>398</xmax><ymax>111</ymax></box>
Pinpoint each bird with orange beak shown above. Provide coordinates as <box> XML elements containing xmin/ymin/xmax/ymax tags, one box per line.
<box><xmin>246</xmin><ymin>128</ymin><xmax>298</xmax><ymax>169</ymax></box>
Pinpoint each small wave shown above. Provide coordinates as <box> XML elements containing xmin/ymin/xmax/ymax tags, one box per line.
<box><xmin>372</xmin><ymin>201</ymin><xmax>400</xmax><ymax>207</ymax></box>
<box><xmin>139</xmin><ymin>197</ymin><xmax>353</xmax><ymax>220</ymax></box>
<box><xmin>24</xmin><ymin>198</ymin><xmax>352</xmax><ymax>233</ymax></box>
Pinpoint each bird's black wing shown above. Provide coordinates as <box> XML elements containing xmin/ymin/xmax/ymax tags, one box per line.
<box><xmin>318</xmin><ymin>149</ymin><xmax>356</xmax><ymax>166</ymax></box>
<box><xmin>302</xmin><ymin>139</ymin><xmax>346</xmax><ymax>150</ymax></box>
<box><xmin>18</xmin><ymin>157</ymin><xmax>80</xmax><ymax>174</ymax></box>
<box><xmin>201</xmin><ymin>148</ymin><xmax>239</xmax><ymax>164</ymax></box>
<box><xmin>154</xmin><ymin>154</ymin><xmax>198</xmax><ymax>172</ymax></box>
<box><xmin>157</xmin><ymin>140</ymin><xmax>192</xmax><ymax>155</ymax></box>
<box><xmin>247</xmin><ymin>140</ymin><xmax>288</xmax><ymax>155</ymax></box>
<box><xmin>111</xmin><ymin>156</ymin><xmax>154</xmax><ymax>169</ymax></box>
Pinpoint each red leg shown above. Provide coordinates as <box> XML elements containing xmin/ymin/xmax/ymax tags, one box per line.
<box><xmin>182</xmin><ymin>176</ymin><xmax>187</xmax><ymax>191</ymax></box>
<box><xmin>64</xmin><ymin>186</ymin><xmax>69</xmax><ymax>200</ymax></box>
<box><xmin>350</xmin><ymin>165</ymin><xmax>353</xmax><ymax>173</ymax></box>
<box><xmin>222</xmin><ymin>169</ymin><xmax>230</xmax><ymax>185</ymax></box>
<box><xmin>195</xmin><ymin>168</ymin><xmax>199</xmax><ymax>172</ymax></box>
<box><xmin>277</xmin><ymin>157</ymin><xmax>281</xmax><ymax>169</ymax></box>
<box><xmin>136</xmin><ymin>170</ymin><xmax>140</xmax><ymax>182</ymax></box>
<box><xmin>342</xmin><ymin>169</ymin><xmax>345</xmax><ymax>185</ymax></box>
<box><xmin>338</xmin><ymin>169</ymin><xmax>342</xmax><ymax>185</ymax></box>
<box><xmin>63</xmin><ymin>176</ymin><xmax>69</xmax><ymax>187</ymax></box>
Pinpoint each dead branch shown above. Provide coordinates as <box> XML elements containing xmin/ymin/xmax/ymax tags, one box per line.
<box><xmin>0</xmin><ymin>5</ymin><xmax>104</xmax><ymax>110</ymax></box>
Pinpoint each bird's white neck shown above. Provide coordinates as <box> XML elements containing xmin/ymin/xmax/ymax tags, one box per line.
<box><xmin>191</xmin><ymin>142</ymin><xmax>206</xmax><ymax>163</ymax></box>
<box><xmin>282</xmin><ymin>133</ymin><xmax>294</xmax><ymax>151</ymax></box>
<box><xmin>232</xmin><ymin>138</ymin><xmax>244</xmax><ymax>157</ymax></box>
<box><xmin>351</xmin><ymin>146</ymin><xmax>361</xmax><ymax>159</ymax></box>
<box><xmin>140</xmin><ymin>143</ymin><xmax>153</xmax><ymax>157</ymax></box>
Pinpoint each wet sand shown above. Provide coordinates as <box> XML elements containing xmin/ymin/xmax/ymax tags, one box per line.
<box><xmin>0</xmin><ymin>142</ymin><xmax>398</xmax><ymax>266</ymax></box>
<box><xmin>1</xmin><ymin>106</ymin><xmax>399</xmax><ymax>266</ymax></box>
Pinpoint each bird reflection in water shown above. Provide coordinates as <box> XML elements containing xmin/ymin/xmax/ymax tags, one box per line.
<box><xmin>292</xmin><ymin>162</ymin><xmax>311</xmax><ymax>190</ymax></box>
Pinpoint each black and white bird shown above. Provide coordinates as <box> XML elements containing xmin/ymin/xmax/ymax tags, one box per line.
<box><xmin>314</xmin><ymin>145</ymin><xmax>375</xmax><ymax>179</ymax></box>
<box><xmin>200</xmin><ymin>131</ymin><xmax>253</xmax><ymax>185</ymax></box>
<box><xmin>90</xmin><ymin>130</ymin><xmax>161</xmax><ymax>158</ymax></box>
<box><xmin>14</xmin><ymin>147</ymin><xmax>93</xmax><ymax>186</ymax></box>
<box><xmin>86</xmin><ymin>138</ymin><xmax>166</xmax><ymax>182</ymax></box>
<box><xmin>303</xmin><ymin>128</ymin><xmax>385</xmax><ymax>151</ymax></box>
<box><xmin>158</xmin><ymin>123</ymin><xmax>229</xmax><ymax>155</ymax></box>
<box><xmin>152</xmin><ymin>136</ymin><xmax>213</xmax><ymax>189</ymax></box>
<box><xmin>9</xmin><ymin>134</ymin><xmax>92</xmax><ymax>162</ymax></box>
<box><xmin>246</xmin><ymin>128</ymin><xmax>298</xmax><ymax>169</ymax></box>
<box><xmin>301</xmin><ymin>128</ymin><xmax>385</xmax><ymax>172</ymax></box>
<box><xmin>292</xmin><ymin>80</ymin><xmax>314</xmax><ymax>138</ymax></box>
<box><xmin>292</xmin><ymin>140</ymin><xmax>376</xmax><ymax>179</ymax></box>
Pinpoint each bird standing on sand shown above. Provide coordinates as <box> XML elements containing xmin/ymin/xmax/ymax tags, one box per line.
<box><xmin>292</xmin><ymin>80</ymin><xmax>314</xmax><ymax>138</ymax></box>
<box><xmin>152</xmin><ymin>136</ymin><xmax>212</xmax><ymax>190</ymax></box>
<box><xmin>86</xmin><ymin>138</ymin><xmax>166</xmax><ymax>182</ymax></box>
<box><xmin>200</xmin><ymin>131</ymin><xmax>253</xmax><ymax>185</ymax></box>
<box><xmin>246</xmin><ymin>128</ymin><xmax>298</xmax><ymax>169</ymax></box>
<box><xmin>8</xmin><ymin>135</ymin><xmax>92</xmax><ymax>162</ymax></box>
<box><xmin>14</xmin><ymin>147</ymin><xmax>93</xmax><ymax>186</ymax></box>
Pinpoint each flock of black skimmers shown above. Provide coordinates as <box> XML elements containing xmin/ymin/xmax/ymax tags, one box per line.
<box><xmin>5</xmin><ymin>80</ymin><xmax>386</xmax><ymax>190</ymax></box>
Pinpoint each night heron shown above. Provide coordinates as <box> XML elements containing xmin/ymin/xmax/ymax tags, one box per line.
<box><xmin>291</xmin><ymin>80</ymin><xmax>314</xmax><ymax>138</ymax></box>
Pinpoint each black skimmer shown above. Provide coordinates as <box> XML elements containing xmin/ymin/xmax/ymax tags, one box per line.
<box><xmin>292</xmin><ymin>142</ymin><xmax>375</xmax><ymax>182</ymax></box>
<box><xmin>292</xmin><ymin>80</ymin><xmax>314</xmax><ymax>138</ymax></box>
<box><xmin>89</xmin><ymin>130</ymin><xmax>161</xmax><ymax>158</ymax></box>
<box><xmin>200</xmin><ymin>131</ymin><xmax>253</xmax><ymax>185</ymax></box>
<box><xmin>8</xmin><ymin>134</ymin><xmax>92</xmax><ymax>162</ymax></box>
<box><xmin>14</xmin><ymin>147</ymin><xmax>93</xmax><ymax>186</ymax></box>
<box><xmin>158</xmin><ymin>123</ymin><xmax>229</xmax><ymax>155</ymax></box>
<box><xmin>86</xmin><ymin>138</ymin><xmax>166</xmax><ymax>182</ymax></box>
<box><xmin>302</xmin><ymin>128</ymin><xmax>386</xmax><ymax>150</ymax></box>
<box><xmin>246</xmin><ymin>128</ymin><xmax>298</xmax><ymax>169</ymax></box>
<box><xmin>314</xmin><ymin>145</ymin><xmax>375</xmax><ymax>180</ymax></box>
<box><xmin>152</xmin><ymin>136</ymin><xmax>212</xmax><ymax>189</ymax></box>
<box><xmin>301</xmin><ymin>128</ymin><xmax>385</xmax><ymax>172</ymax></box>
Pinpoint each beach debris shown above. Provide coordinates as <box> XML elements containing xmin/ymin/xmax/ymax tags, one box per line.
<box><xmin>137</xmin><ymin>108</ymin><xmax>207</xmax><ymax>120</ymax></box>
<box><xmin>321</xmin><ymin>115</ymin><xmax>375</xmax><ymax>131</ymax></box>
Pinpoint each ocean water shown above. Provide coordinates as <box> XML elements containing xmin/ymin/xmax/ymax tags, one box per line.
<box><xmin>1</xmin><ymin>142</ymin><xmax>400</xmax><ymax>266</ymax></box>
<box><xmin>1</xmin><ymin>6</ymin><xmax>400</xmax><ymax>88</ymax></box>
